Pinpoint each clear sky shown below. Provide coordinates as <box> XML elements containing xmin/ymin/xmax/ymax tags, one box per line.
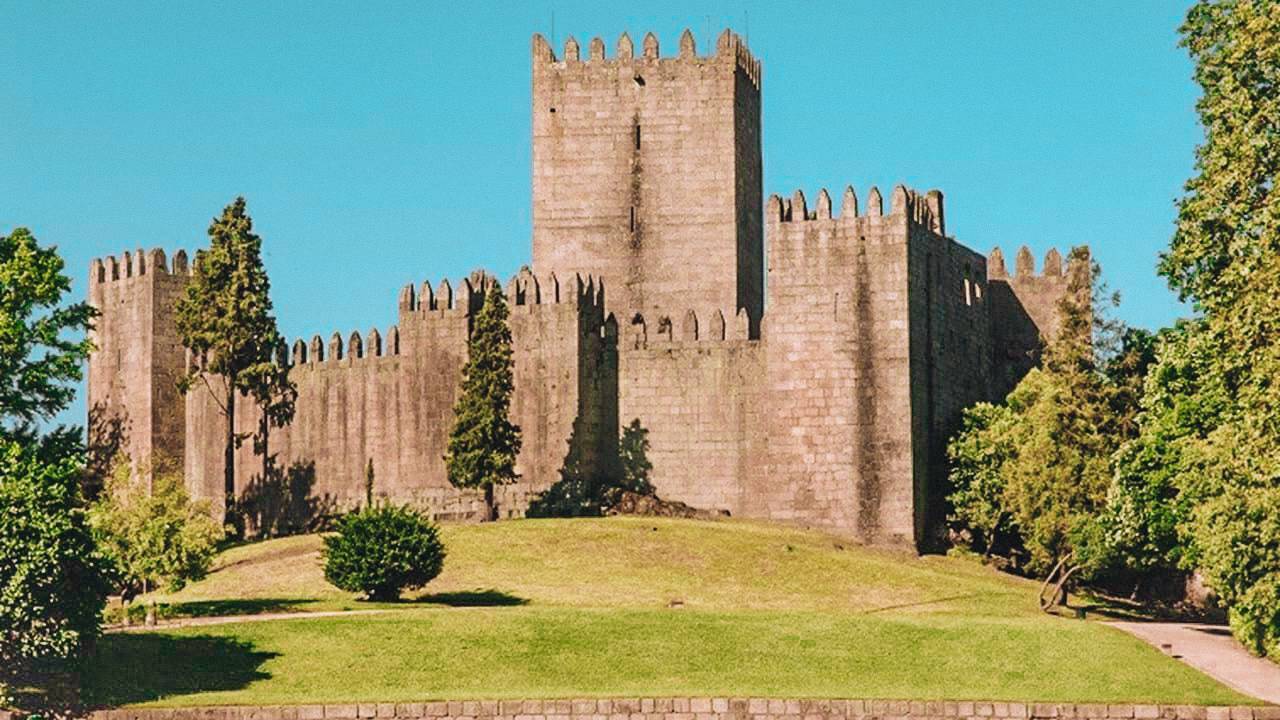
<box><xmin>1</xmin><ymin>1</ymin><xmax>1202</xmax><ymax>430</ymax></box>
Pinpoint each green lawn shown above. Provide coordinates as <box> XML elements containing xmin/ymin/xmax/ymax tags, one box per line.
<box><xmin>88</xmin><ymin>517</ymin><xmax>1253</xmax><ymax>707</ymax></box>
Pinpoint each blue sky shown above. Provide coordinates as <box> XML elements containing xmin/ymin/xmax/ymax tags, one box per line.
<box><xmin>1</xmin><ymin>1</ymin><xmax>1202</xmax><ymax>429</ymax></box>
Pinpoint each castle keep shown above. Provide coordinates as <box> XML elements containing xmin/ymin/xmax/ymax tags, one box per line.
<box><xmin>87</xmin><ymin>30</ymin><xmax>1080</xmax><ymax>550</ymax></box>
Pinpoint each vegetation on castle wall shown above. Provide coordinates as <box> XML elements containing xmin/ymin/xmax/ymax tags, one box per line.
<box><xmin>445</xmin><ymin>282</ymin><xmax>522</xmax><ymax>521</ymax></box>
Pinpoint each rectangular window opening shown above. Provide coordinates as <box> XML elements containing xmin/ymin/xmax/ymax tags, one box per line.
<box><xmin>629</xmin><ymin>207</ymin><xmax>636</xmax><ymax>232</ymax></box>
<box><xmin>634</xmin><ymin>125</ymin><xmax>641</xmax><ymax>150</ymax></box>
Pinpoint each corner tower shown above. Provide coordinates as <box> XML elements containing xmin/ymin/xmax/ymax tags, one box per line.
<box><xmin>530</xmin><ymin>29</ymin><xmax>763</xmax><ymax>328</ymax></box>
<box><xmin>86</xmin><ymin>248</ymin><xmax>190</xmax><ymax>480</ymax></box>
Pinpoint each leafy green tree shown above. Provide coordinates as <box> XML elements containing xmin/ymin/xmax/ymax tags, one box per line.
<box><xmin>175</xmin><ymin>198</ymin><xmax>295</xmax><ymax>528</ymax></box>
<box><xmin>0</xmin><ymin>227</ymin><xmax>110</xmax><ymax>704</ymax></box>
<box><xmin>89</xmin><ymin>456</ymin><xmax>224</xmax><ymax>601</ymax></box>
<box><xmin>0</xmin><ymin>441</ymin><xmax>112</xmax><ymax>706</ymax></box>
<box><xmin>1107</xmin><ymin>0</ymin><xmax>1280</xmax><ymax>659</ymax></box>
<box><xmin>445</xmin><ymin>282</ymin><xmax>521</xmax><ymax>521</ymax></box>
<box><xmin>949</xmin><ymin>250</ymin><xmax>1136</xmax><ymax>607</ymax></box>
<box><xmin>946</xmin><ymin>402</ymin><xmax>1019</xmax><ymax>559</ymax></box>
<box><xmin>0</xmin><ymin>227</ymin><xmax>95</xmax><ymax>454</ymax></box>
<box><xmin>322</xmin><ymin>505</ymin><xmax>446</xmax><ymax>601</ymax></box>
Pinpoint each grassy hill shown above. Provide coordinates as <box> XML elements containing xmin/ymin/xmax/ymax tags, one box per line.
<box><xmin>83</xmin><ymin>517</ymin><xmax>1253</xmax><ymax>707</ymax></box>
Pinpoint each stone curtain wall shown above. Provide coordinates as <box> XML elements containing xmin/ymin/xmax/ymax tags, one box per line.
<box><xmin>182</xmin><ymin>272</ymin><xmax>610</xmax><ymax>526</ymax></box>
<box><xmin>58</xmin><ymin>698</ymin><xmax>1278</xmax><ymax>720</ymax></box>
<box><xmin>530</xmin><ymin>30</ymin><xmax>764</xmax><ymax>324</ymax></box>
<box><xmin>618</xmin><ymin>308</ymin><xmax>763</xmax><ymax>514</ymax></box>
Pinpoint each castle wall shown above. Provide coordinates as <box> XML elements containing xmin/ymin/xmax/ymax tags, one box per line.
<box><xmin>986</xmin><ymin>246</ymin><xmax>1074</xmax><ymax>399</ymax></box>
<box><xmin>530</xmin><ymin>30</ymin><xmax>764</xmax><ymax>324</ymax></box>
<box><xmin>85</xmin><ymin>30</ymin><xmax>1088</xmax><ymax>553</ymax></box>
<box><xmin>87</xmin><ymin>249</ymin><xmax>189</xmax><ymax>482</ymax></box>
<box><xmin>757</xmin><ymin>187</ymin><xmax>918</xmax><ymax>544</ymax></box>
<box><xmin>617</xmin><ymin>308</ymin><xmax>763</xmax><ymax>514</ymax></box>
<box><xmin>901</xmin><ymin>190</ymin><xmax>993</xmax><ymax>548</ymax></box>
<box><xmin>183</xmin><ymin>272</ymin><xmax>611</xmax><ymax>529</ymax></box>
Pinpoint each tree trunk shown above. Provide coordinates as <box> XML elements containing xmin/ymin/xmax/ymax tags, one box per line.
<box><xmin>224</xmin><ymin>378</ymin><xmax>237</xmax><ymax>526</ymax></box>
<box><xmin>484</xmin><ymin>483</ymin><xmax>497</xmax><ymax>521</ymax></box>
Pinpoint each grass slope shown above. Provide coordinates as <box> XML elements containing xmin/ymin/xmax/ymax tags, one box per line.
<box><xmin>88</xmin><ymin>517</ymin><xmax>1252</xmax><ymax>707</ymax></box>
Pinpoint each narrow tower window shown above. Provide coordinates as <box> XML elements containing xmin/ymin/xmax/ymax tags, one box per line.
<box><xmin>630</xmin><ymin>207</ymin><xmax>636</xmax><ymax>232</ymax></box>
<box><xmin>634</xmin><ymin>125</ymin><xmax>641</xmax><ymax>150</ymax></box>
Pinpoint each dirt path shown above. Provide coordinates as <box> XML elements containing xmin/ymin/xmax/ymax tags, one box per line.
<box><xmin>1109</xmin><ymin>621</ymin><xmax>1280</xmax><ymax>703</ymax></box>
<box><xmin>107</xmin><ymin>608</ymin><xmax>392</xmax><ymax>633</ymax></box>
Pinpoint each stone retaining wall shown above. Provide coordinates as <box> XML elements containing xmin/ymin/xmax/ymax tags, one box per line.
<box><xmin>30</xmin><ymin>697</ymin><xmax>1276</xmax><ymax>720</ymax></box>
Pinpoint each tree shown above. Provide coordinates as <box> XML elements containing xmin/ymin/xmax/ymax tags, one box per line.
<box><xmin>0</xmin><ymin>228</ymin><xmax>110</xmax><ymax>704</ymax></box>
<box><xmin>445</xmin><ymin>281</ymin><xmax>521</xmax><ymax>521</ymax></box>
<box><xmin>948</xmin><ymin>249</ymin><xmax>1137</xmax><ymax>608</ymax></box>
<box><xmin>946</xmin><ymin>402</ymin><xmax>1019</xmax><ymax>559</ymax></box>
<box><xmin>89</xmin><ymin>456</ymin><xmax>224</xmax><ymax>602</ymax></box>
<box><xmin>175</xmin><ymin>198</ymin><xmax>295</xmax><ymax>529</ymax></box>
<box><xmin>322</xmin><ymin>505</ymin><xmax>446</xmax><ymax>601</ymax></box>
<box><xmin>1111</xmin><ymin>0</ymin><xmax>1280</xmax><ymax>660</ymax></box>
<box><xmin>0</xmin><ymin>227</ymin><xmax>95</xmax><ymax>454</ymax></box>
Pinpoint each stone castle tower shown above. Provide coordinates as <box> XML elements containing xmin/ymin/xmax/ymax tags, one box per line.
<box><xmin>87</xmin><ymin>29</ymin><xmax>1081</xmax><ymax>550</ymax></box>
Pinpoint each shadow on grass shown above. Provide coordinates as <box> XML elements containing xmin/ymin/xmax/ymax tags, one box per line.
<box><xmin>165</xmin><ymin>598</ymin><xmax>320</xmax><ymax>618</ymax></box>
<box><xmin>112</xmin><ymin>598</ymin><xmax>320</xmax><ymax>624</ymax></box>
<box><xmin>82</xmin><ymin>633</ymin><xmax>278</xmax><ymax>708</ymax></box>
<box><xmin>415</xmin><ymin>589</ymin><xmax>529</xmax><ymax>607</ymax></box>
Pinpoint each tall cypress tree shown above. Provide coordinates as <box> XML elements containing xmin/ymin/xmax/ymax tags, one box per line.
<box><xmin>445</xmin><ymin>281</ymin><xmax>521</xmax><ymax>521</ymax></box>
<box><xmin>175</xmin><ymin>198</ymin><xmax>294</xmax><ymax>528</ymax></box>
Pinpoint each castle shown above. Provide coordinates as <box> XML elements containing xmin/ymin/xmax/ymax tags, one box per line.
<box><xmin>87</xmin><ymin>29</ymin><xmax>1080</xmax><ymax>550</ymax></box>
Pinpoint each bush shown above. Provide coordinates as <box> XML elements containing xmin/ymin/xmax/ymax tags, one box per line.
<box><xmin>89</xmin><ymin>456</ymin><xmax>225</xmax><ymax>598</ymax></box>
<box><xmin>322</xmin><ymin>505</ymin><xmax>446</xmax><ymax>601</ymax></box>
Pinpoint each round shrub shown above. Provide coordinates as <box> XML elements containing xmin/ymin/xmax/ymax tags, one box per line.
<box><xmin>322</xmin><ymin>505</ymin><xmax>446</xmax><ymax>601</ymax></box>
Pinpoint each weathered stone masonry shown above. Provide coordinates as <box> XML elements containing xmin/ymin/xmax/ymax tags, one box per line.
<box><xmin>87</xmin><ymin>29</ymin><xmax>1080</xmax><ymax>549</ymax></box>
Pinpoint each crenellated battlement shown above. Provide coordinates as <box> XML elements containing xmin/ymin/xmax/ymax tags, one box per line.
<box><xmin>531</xmin><ymin>28</ymin><xmax>760</xmax><ymax>87</ymax></box>
<box><xmin>625</xmin><ymin>307</ymin><xmax>752</xmax><ymax>350</ymax></box>
<box><xmin>767</xmin><ymin>185</ymin><xmax>945</xmax><ymax>235</ymax></box>
<box><xmin>89</xmin><ymin>247</ymin><xmax>191</xmax><ymax>284</ymax></box>
<box><xmin>987</xmin><ymin>245</ymin><xmax>1081</xmax><ymax>281</ymax></box>
<box><xmin>395</xmin><ymin>269</ymin><xmax>607</xmax><ymax>317</ymax></box>
<box><xmin>292</xmin><ymin>324</ymin><xmax>402</xmax><ymax>368</ymax></box>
